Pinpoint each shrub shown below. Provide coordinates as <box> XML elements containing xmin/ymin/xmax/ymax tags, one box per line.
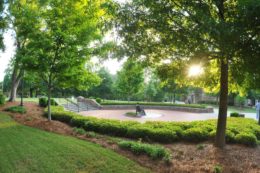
<box><xmin>213</xmin><ymin>165</ymin><xmax>222</xmax><ymax>173</ymax></box>
<box><xmin>230</xmin><ymin>112</ymin><xmax>239</xmax><ymax>117</ymax></box>
<box><xmin>73</xmin><ymin>127</ymin><xmax>86</xmax><ymax>135</ymax></box>
<box><xmin>225</xmin><ymin>130</ymin><xmax>236</xmax><ymax>143</ymax></box>
<box><xmin>85</xmin><ymin>131</ymin><xmax>97</xmax><ymax>138</ymax></box>
<box><xmin>39</xmin><ymin>97</ymin><xmax>57</xmax><ymax>107</ymax></box>
<box><xmin>235</xmin><ymin>133</ymin><xmax>257</xmax><ymax>146</ymax></box>
<box><xmin>44</xmin><ymin>106</ymin><xmax>75</xmax><ymax>123</ymax></box>
<box><xmin>251</xmin><ymin>126</ymin><xmax>260</xmax><ymax>140</ymax></box>
<box><xmin>47</xmin><ymin>106</ymin><xmax>260</xmax><ymax>146</ymax></box>
<box><xmin>209</xmin><ymin>130</ymin><xmax>216</xmax><ymax>139</ymax></box>
<box><xmin>127</xmin><ymin>126</ymin><xmax>179</xmax><ymax>143</ymax></box>
<box><xmin>0</xmin><ymin>93</ymin><xmax>5</xmax><ymax>105</ymax></box>
<box><xmin>51</xmin><ymin>99</ymin><xmax>58</xmax><ymax>106</ymax></box>
<box><xmin>71</xmin><ymin>116</ymin><xmax>92</xmax><ymax>127</ymax></box>
<box><xmin>5</xmin><ymin>106</ymin><xmax>27</xmax><ymax>114</ymax></box>
<box><xmin>39</xmin><ymin>97</ymin><xmax>47</xmax><ymax>107</ymax></box>
<box><xmin>118</xmin><ymin>140</ymin><xmax>171</xmax><ymax>160</ymax></box>
<box><xmin>95</xmin><ymin>98</ymin><xmax>102</xmax><ymax>104</ymax></box>
<box><xmin>84</xmin><ymin>119</ymin><xmax>122</xmax><ymax>136</ymax></box>
<box><xmin>183</xmin><ymin>128</ymin><xmax>209</xmax><ymax>142</ymax></box>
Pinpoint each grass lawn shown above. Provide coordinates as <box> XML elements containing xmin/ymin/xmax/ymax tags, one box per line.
<box><xmin>206</xmin><ymin>104</ymin><xmax>256</xmax><ymax>113</ymax></box>
<box><xmin>227</xmin><ymin>106</ymin><xmax>255</xmax><ymax>113</ymax></box>
<box><xmin>14</xmin><ymin>98</ymin><xmax>39</xmax><ymax>103</ymax></box>
<box><xmin>0</xmin><ymin>113</ymin><xmax>149</xmax><ymax>173</ymax></box>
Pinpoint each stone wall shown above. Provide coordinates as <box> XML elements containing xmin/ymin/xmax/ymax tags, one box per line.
<box><xmin>77</xmin><ymin>97</ymin><xmax>102</xmax><ymax>109</ymax></box>
<box><xmin>102</xmin><ymin>105</ymin><xmax>214</xmax><ymax>113</ymax></box>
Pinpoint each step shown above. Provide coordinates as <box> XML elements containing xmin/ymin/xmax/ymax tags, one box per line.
<box><xmin>62</xmin><ymin>102</ymin><xmax>99</xmax><ymax>113</ymax></box>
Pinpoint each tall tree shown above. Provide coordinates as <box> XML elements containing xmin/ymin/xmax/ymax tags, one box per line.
<box><xmin>0</xmin><ymin>0</ymin><xmax>5</xmax><ymax>49</ymax></box>
<box><xmin>115</xmin><ymin>0</ymin><xmax>260</xmax><ymax>147</ymax></box>
<box><xmin>88</xmin><ymin>68</ymin><xmax>114</xmax><ymax>99</ymax></box>
<box><xmin>22</xmin><ymin>0</ymin><xmax>112</xmax><ymax>121</ymax></box>
<box><xmin>156</xmin><ymin>62</ymin><xmax>188</xmax><ymax>103</ymax></box>
<box><xmin>115</xmin><ymin>59</ymin><xmax>144</xmax><ymax>101</ymax></box>
<box><xmin>7</xmin><ymin>0</ymin><xmax>40</xmax><ymax>101</ymax></box>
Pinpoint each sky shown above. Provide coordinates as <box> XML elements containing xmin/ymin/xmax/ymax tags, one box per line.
<box><xmin>0</xmin><ymin>30</ymin><xmax>16</xmax><ymax>81</ymax></box>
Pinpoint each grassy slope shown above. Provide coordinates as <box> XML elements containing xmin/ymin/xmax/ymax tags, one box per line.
<box><xmin>0</xmin><ymin>113</ymin><xmax>149</xmax><ymax>173</ymax></box>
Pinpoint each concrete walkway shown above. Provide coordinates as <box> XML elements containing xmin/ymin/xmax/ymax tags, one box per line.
<box><xmin>80</xmin><ymin>109</ymin><xmax>258</xmax><ymax>123</ymax></box>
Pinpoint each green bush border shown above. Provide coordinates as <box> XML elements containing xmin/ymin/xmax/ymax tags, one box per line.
<box><xmin>118</xmin><ymin>140</ymin><xmax>171</xmax><ymax>161</ymax></box>
<box><xmin>46</xmin><ymin>106</ymin><xmax>260</xmax><ymax>146</ymax></box>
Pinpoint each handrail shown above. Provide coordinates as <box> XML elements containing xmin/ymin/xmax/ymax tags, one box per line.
<box><xmin>65</xmin><ymin>98</ymin><xmax>77</xmax><ymax>105</ymax></box>
<box><xmin>65</xmin><ymin>98</ymin><xmax>80</xmax><ymax>112</ymax></box>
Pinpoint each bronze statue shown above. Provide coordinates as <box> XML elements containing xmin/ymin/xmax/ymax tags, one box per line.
<box><xmin>136</xmin><ymin>103</ymin><xmax>146</xmax><ymax>116</ymax></box>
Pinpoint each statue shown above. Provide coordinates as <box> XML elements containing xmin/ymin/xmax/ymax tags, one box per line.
<box><xmin>136</xmin><ymin>103</ymin><xmax>146</xmax><ymax>116</ymax></box>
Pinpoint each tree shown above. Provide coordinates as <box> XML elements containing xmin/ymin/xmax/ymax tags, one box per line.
<box><xmin>115</xmin><ymin>59</ymin><xmax>144</xmax><ymax>101</ymax></box>
<box><xmin>156</xmin><ymin>63</ymin><xmax>189</xmax><ymax>103</ymax></box>
<box><xmin>143</xmin><ymin>73</ymin><xmax>166</xmax><ymax>102</ymax></box>
<box><xmin>2</xmin><ymin>67</ymin><xmax>12</xmax><ymax>93</ymax></box>
<box><xmin>115</xmin><ymin>0</ymin><xmax>260</xmax><ymax>147</ymax></box>
<box><xmin>88</xmin><ymin>68</ymin><xmax>114</xmax><ymax>99</ymax></box>
<box><xmin>7</xmin><ymin>0</ymin><xmax>41</xmax><ymax>102</ymax></box>
<box><xmin>0</xmin><ymin>0</ymin><xmax>6</xmax><ymax>49</ymax></box>
<box><xmin>19</xmin><ymin>0</ymin><xmax>112</xmax><ymax>121</ymax></box>
<box><xmin>144</xmin><ymin>78</ymin><xmax>158</xmax><ymax>102</ymax></box>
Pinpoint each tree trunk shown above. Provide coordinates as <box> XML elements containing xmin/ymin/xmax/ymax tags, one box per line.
<box><xmin>9</xmin><ymin>67</ymin><xmax>23</xmax><ymax>102</ymax></box>
<box><xmin>29</xmin><ymin>88</ymin><xmax>34</xmax><ymax>98</ymax></box>
<box><xmin>47</xmin><ymin>87</ymin><xmax>52</xmax><ymax>121</ymax></box>
<box><xmin>258</xmin><ymin>110</ymin><xmax>260</xmax><ymax>125</ymax></box>
<box><xmin>20</xmin><ymin>75</ymin><xmax>24</xmax><ymax>106</ymax></box>
<box><xmin>215</xmin><ymin>59</ymin><xmax>229</xmax><ymax>148</ymax></box>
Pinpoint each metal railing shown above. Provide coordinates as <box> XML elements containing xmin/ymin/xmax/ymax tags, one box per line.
<box><xmin>65</xmin><ymin>98</ymin><xmax>80</xmax><ymax>112</ymax></box>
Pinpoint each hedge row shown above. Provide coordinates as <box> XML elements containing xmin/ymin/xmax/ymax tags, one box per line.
<box><xmin>46</xmin><ymin>106</ymin><xmax>260</xmax><ymax>146</ymax></box>
<box><xmin>118</xmin><ymin>140</ymin><xmax>171</xmax><ymax>161</ymax></box>
<box><xmin>101</xmin><ymin>101</ymin><xmax>206</xmax><ymax>109</ymax></box>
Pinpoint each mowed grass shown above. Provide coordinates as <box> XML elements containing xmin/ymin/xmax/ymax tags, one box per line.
<box><xmin>206</xmin><ymin>104</ymin><xmax>256</xmax><ymax>113</ymax></box>
<box><xmin>0</xmin><ymin>113</ymin><xmax>149</xmax><ymax>173</ymax></box>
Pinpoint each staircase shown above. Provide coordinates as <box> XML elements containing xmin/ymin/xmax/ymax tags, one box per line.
<box><xmin>57</xmin><ymin>97</ymin><xmax>100</xmax><ymax>113</ymax></box>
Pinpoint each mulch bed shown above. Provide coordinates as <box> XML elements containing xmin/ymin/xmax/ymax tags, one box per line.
<box><xmin>1</xmin><ymin>102</ymin><xmax>260</xmax><ymax>173</ymax></box>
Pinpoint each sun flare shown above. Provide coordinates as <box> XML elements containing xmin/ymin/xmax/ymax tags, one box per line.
<box><xmin>188</xmin><ymin>65</ymin><xmax>203</xmax><ymax>77</ymax></box>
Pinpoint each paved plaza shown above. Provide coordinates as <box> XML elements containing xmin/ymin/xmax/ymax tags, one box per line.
<box><xmin>80</xmin><ymin>108</ymin><xmax>258</xmax><ymax>123</ymax></box>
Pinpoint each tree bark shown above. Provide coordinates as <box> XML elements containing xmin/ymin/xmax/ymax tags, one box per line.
<box><xmin>9</xmin><ymin>68</ymin><xmax>23</xmax><ymax>102</ymax></box>
<box><xmin>47</xmin><ymin>74</ymin><xmax>53</xmax><ymax>121</ymax></box>
<box><xmin>215</xmin><ymin>59</ymin><xmax>229</xmax><ymax>148</ymax></box>
<box><xmin>258</xmin><ymin>110</ymin><xmax>260</xmax><ymax>125</ymax></box>
<box><xmin>29</xmin><ymin>88</ymin><xmax>34</xmax><ymax>98</ymax></box>
<box><xmin>47</xmin><ymin>86</ymin><xmax>52</xmax><ymax>121</ymax></box>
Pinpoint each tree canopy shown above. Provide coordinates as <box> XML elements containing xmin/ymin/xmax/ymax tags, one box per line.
<box><xmin>0</xmin><ymin>0</ymin><xmax>5</xmax><ymax>49</ymax></box>
<box><xmin>115</xmin><ymin>59</ymin><xmax>144</xmax><ymax>101</ymax></box>
<box><xmin>115</xmin><ymin>0</ymin><xmax>260</xmax><ymax>147</ymax></box>
<box><xmin>6</xmin><ymin>0</ymin><xmax>113</xmax><ymax>120</ymax></box>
